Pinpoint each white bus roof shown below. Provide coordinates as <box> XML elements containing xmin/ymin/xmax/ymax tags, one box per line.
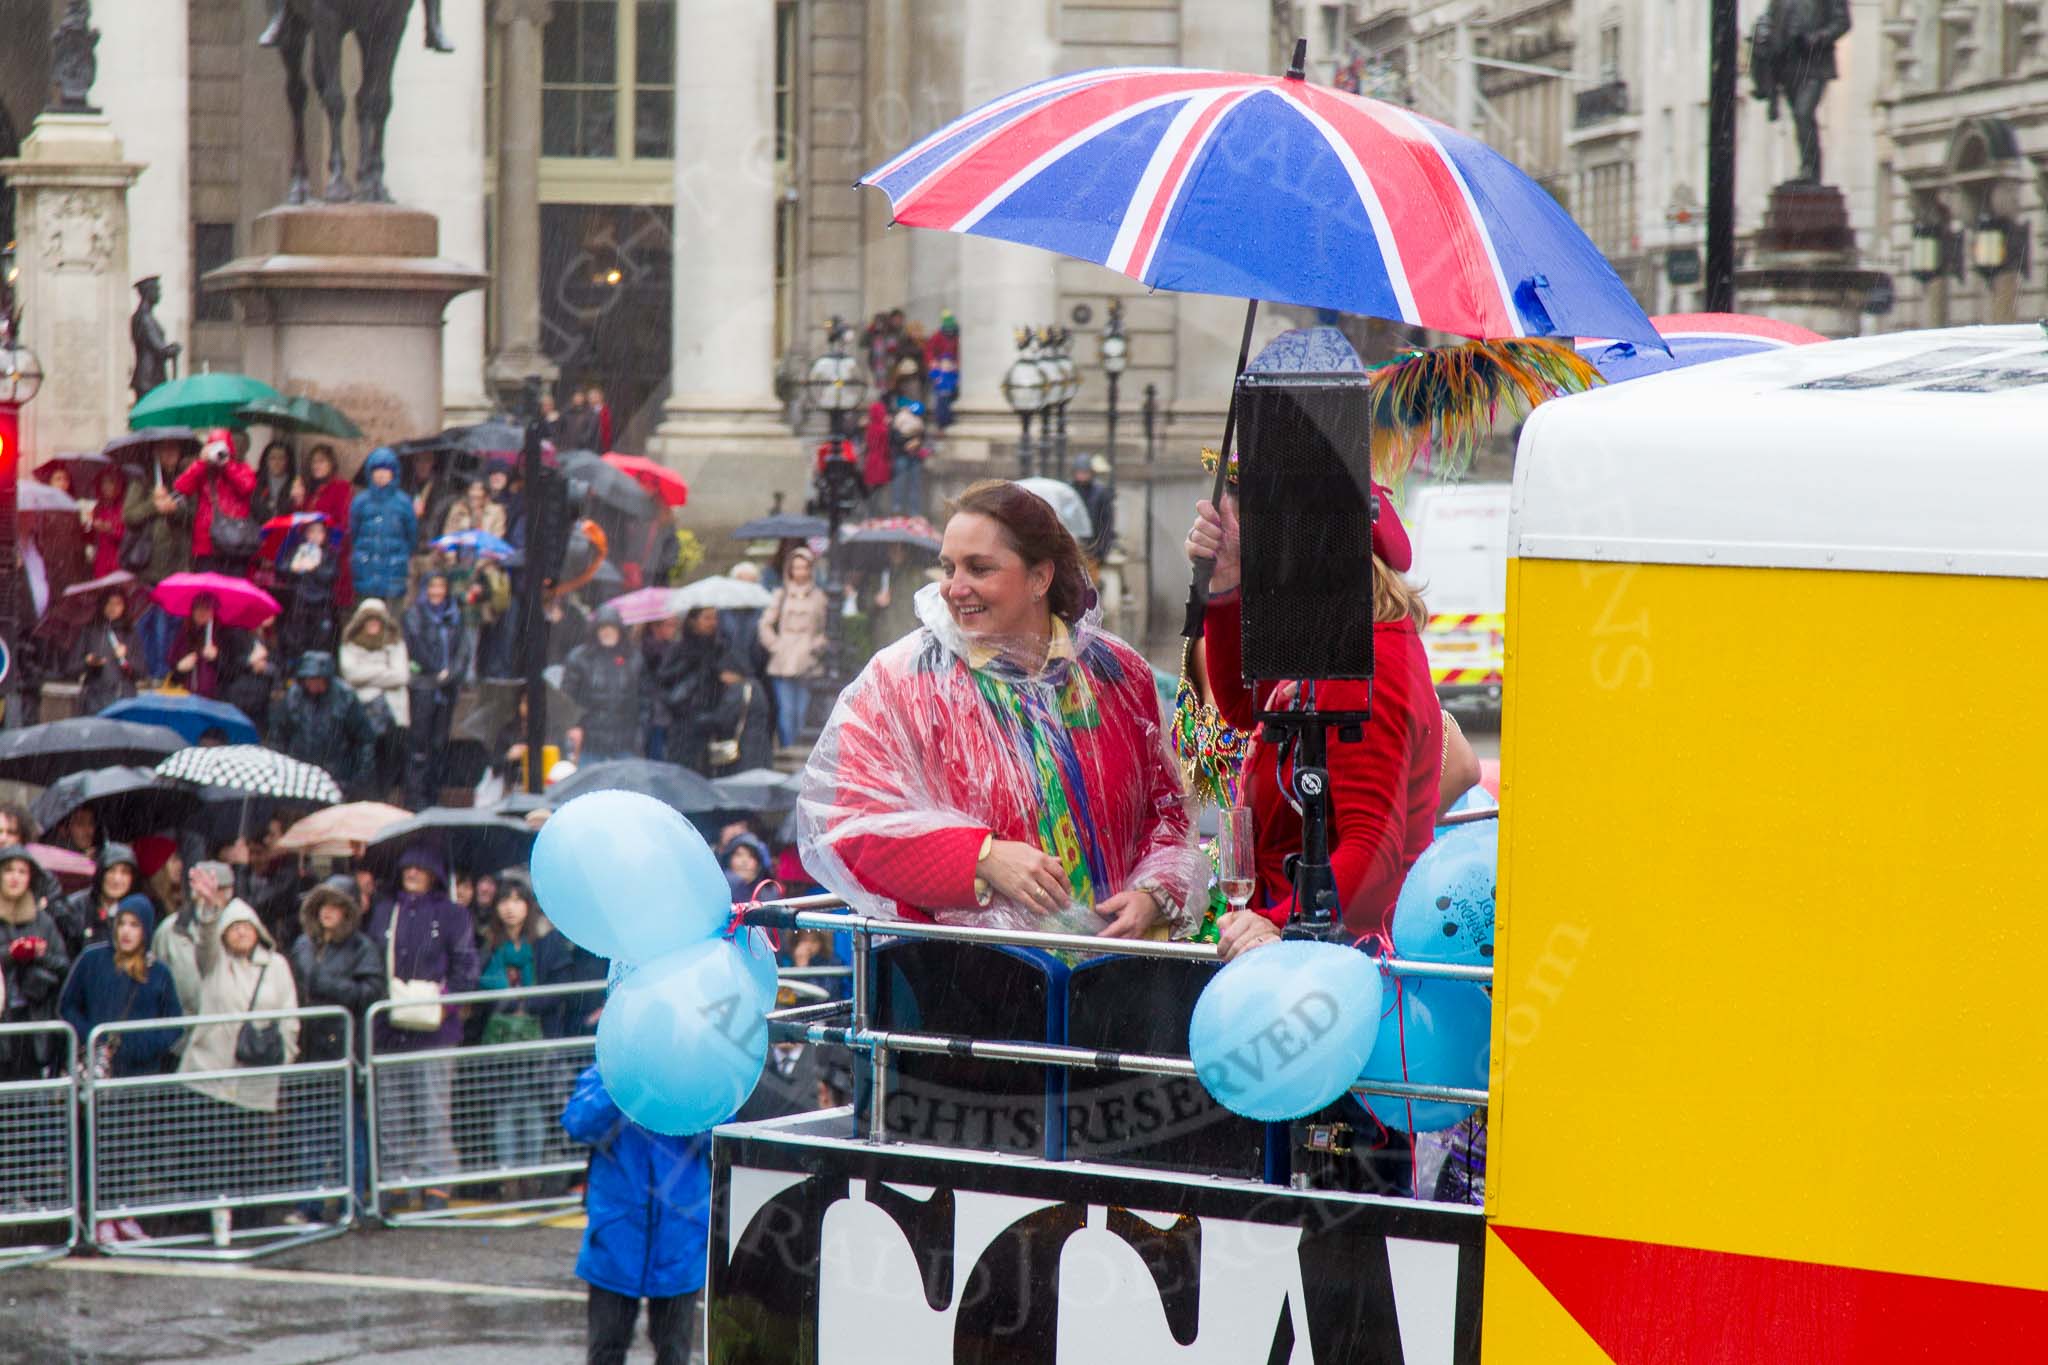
<box><xmin>1512</xmin><ymin>324</ymin><xmax>2048</xmax><ymax>579</ymax></box>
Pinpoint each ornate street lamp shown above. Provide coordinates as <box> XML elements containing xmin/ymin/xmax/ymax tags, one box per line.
<box><xmin>1909</xmin><ymin>218</ymin><xmax>1961</xmax><ymax>285</ymax></box>
<box><xmin>1044</xmin><ymin>327</ymin><xmax>1080</xmax><ymax>477</ymax></box>
<box><xmin>1970</xmin><ymin>213</ymin><xmax>2029</xmax><ymax>284</ymax></box>
<box><xmin>1099</xmin><ymin>301</ymin><xmax>1127</xmax><ymax>496</ymax></box>
<box><xmin>1001</xmin><ymin>328</ymin><xmax>1049</xmax><ymax>478</ymax></box>
<box><xmin>805</xmin><ymin>319</ymin><xmax>867</xmax><ymax>441</ymax></box>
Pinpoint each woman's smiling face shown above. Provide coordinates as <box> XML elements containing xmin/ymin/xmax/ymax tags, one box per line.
<box><xmin>939</xmin><ymin>512</ymin><xmax>1050</xmax><ymax>643</ymax></box>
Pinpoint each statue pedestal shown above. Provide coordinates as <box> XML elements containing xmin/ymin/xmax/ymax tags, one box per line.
<box><xmin>204</xmin><ymin>205</ymin><xmax>485</xmax><ymax>468</ymax></box>
<box><xmin>0</xmin><ymin>113</ymin><xmax>141</xmax><ymax>462</ymax></box>
<box><xmin>1736</xmin><ymin>182</ymin><xmax>1886</xmax><ymax>338</ymax></box>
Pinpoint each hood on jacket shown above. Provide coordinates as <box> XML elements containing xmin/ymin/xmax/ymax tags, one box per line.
<box><xmin>294</xmin><ymin>650</ymin><xmax>337</xmax><ymax>681</ymax></box>
<box><xmin>719</xmin><ymin>833</ymin><xmax>772</xmax><ymax>874</ymax></box>
<box><xmin>299</xmin><ymin>877</ymin><xmax>363</xmax><ymax>941</ymax></box>
<box><xmin>0</xmin><ymin>843</ymin><xmax>43</xmax><ymax>925</ymax></box>
<box><xmin>95</xmin><ymin>840</ymin><xmax>139</xmax><ymax>899</ymax></box>
<box><xmin>364</xmin><ymin>447</ymin><xmax>399</xmax><ymax>480</ymax></box>
<box><xmin>217</xmin><ymin>898</ymin><xmax>276</xmax><ymax>954</ymax></box>
<box><xmin>112</xmin><ymin>892</ymin><xmax>157</xmax><ymax>940</ymax></box>
<box><xmin>344</xmin><ymin>598</ymin><xmax>401</xmax><ymax>646</ymax></box>
<box><xmin>396</xmin><ymin>842</ymin><xmax>447</xmax><ymax>889</ymax></box>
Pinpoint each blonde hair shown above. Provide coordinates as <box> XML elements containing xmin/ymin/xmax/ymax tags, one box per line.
<box><xmin>1373</xmin><ymin>555</ymin><xmax>1427</xmax><ymax>627</ymax></box>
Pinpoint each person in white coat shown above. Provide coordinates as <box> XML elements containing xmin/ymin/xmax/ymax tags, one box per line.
<box><xmin>338</xmin><ymin>598</ymin><xmax>411</xmax><ymax>797</ymax></box>
<box><xmin>178</xmin><ymin>862</ymin><xmax>300</xmax><ymax>1117</ymax></box>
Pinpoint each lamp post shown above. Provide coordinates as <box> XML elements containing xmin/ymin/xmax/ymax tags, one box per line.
<box><xmin>1099</xmin><ymin>302</ymin><xmax>1127</xmax><ymax>496</ymax></box>
<box><xmin>804</xmin><ymin>320</ymin><xmax>867</xmax><ymax>600</ymax></box>
<box><xmin>1047</xmin><ymin>327</ymin><xmax>1080</xmax><ymax>477</ymax></box>
<box><xmin>1908</xmin><ymin>219</ymin><xmax>1954</xmax><ymax>284</ymax></box>
<box><xmin>805</xmin><ymin>319</ymin><xmax>868</xmax><ymax>443</ymax></box>
<box><xmin>1001</xmin><ymin>329</ymin><xmax>1048</xmax><ymax>478</ymax></box>
<box><xmin>1140</xmin><ymin>381</ymin><xmax>1158</xmax><ymax>640</ymax></box>
<box><xmin>1969</xmin><ymin>214</ymin><xmax>2029</xmax><ymax>284</ymax></box>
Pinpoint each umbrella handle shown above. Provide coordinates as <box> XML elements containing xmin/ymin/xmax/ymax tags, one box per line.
<box><xmin>1180</xmin><ymin>297</ymin><xmax>1259</xmax><ymax>641</ymax></box>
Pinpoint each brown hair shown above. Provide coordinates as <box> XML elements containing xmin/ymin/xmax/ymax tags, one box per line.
<box><xmin>947</xmin><ymin>480</ymin><xmax>1092</xmax><ymax>626</ymax></box>
<box><xmin>1373</xmin><ymin>555</ymin><xmax>1427</xmax><ymax>627</ymax></box>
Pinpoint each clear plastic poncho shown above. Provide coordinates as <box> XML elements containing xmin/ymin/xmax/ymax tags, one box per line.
<box><xmin>797</xmin><ymin>584</ymin><xmax>1200</xmax><ymax>936</ymax></box>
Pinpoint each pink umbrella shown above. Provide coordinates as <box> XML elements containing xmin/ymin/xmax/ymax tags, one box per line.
<box><xmin>604</xmin><ymin>585</ymin><xmax>685</xmax><ymax>627</ymax></box>
<box><xmin>151</xmin><ymin>572</ymin><xmax>281</xmax><ymax>629</ymax></box>
<box><xmin>27</xmin><ymin>843</ymin><xmax>96</xmax><ymax>894</ymax></box>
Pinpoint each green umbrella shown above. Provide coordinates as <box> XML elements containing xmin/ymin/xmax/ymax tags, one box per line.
<box><xmin>128</xmin><ymin>372</ymin><xmax>283</xmax><ymax>431</ymax></box>
<box><xmin>236</xmin><ymin>395</ymin><xmax>364</xmax><ymax>439</ymax></box>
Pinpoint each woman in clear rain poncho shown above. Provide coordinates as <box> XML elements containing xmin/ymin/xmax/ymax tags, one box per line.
<box><xmin>798</xmin><ymin>480</ymin><xmax>1201</xmax><ymax>938</ymax></box>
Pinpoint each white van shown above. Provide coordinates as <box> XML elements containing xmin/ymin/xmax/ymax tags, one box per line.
<box><xmin>1404</xmin><ymin>481</ymin><xmax>1510</xmax><ymax>709</ymax></box>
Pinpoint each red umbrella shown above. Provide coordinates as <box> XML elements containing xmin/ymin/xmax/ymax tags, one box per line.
<box><xmin>32</xmin><ymin>570</ymin><xmax>145</xmax><ymax>643</ymax></box>
<box><xmin>27</xmin><ymin>843</ymin><xmax>95</xmax><ymax>894</ymax></box>
<box><xmin>151</xmin><ymin>572</ymin><xmax>281</xmax><ymax>629</ymax></box>
<box><xmin>603</xmin><ymin>453</ymin><xmax>689</xmax><ymax>509</ymax></box>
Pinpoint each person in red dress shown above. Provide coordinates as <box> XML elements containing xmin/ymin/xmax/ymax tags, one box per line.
<box><xmin>799</xmin><ymin>480</ymin><xmax>1199</xmax><ymax>938</ymax></box>
<box><xmin>87</xmin><ymin>470</ymin><xmax>127</xmax><ymax>579</ymax></box>
<box><xmin>295</xmin><ymin>444</ymin><xmax>354</xmax><ymax>608</ymax></box>
<box><xmin>1185</xmin><ymin>484</ymin><xmax>1444</xmax><ymax>958</ymax></box>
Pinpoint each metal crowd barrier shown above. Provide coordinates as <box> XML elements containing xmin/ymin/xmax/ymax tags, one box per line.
<box><xmin>738</xmin><ymin>896</ymin><xmax>1495</xmax><ymax>1149</ymax></box>
<box><xmin>0</xmin><ymin>1022</ymin><xmax>79</xmax><ymax>1271</ymax></box>
<box><xmin>84</xmin><ymin>1006</ymin><xmax>355</xmax><ymax>1261</ymax></box>
<box><xmin>364</xmin><ymin>981</ymin><xmax>599</xmax><ymax>1229</ymax></box>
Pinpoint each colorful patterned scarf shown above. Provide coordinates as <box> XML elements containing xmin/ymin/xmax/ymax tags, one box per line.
<box><xmin>972</xmin><ymin>647</ymin><xmax>1109</xmax><ymax>909</ymax></box>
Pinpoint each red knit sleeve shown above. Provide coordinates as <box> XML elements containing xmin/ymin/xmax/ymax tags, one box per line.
<box><xmin>1202</xmin><ymin>595</ymin><xmax>1260</xmax><ymax>731</ymax></box>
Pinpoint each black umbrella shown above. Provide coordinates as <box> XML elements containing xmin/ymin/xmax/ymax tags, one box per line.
<box><xmin>102</xmin><ymin>427</ymin><xmax>200</xmax><ymax>466</ymax></box>
<box><xmin>492</xmin><ymin>789</ymin><xmax>554</xmax><ymax>819</ymax></box>
<box><xmin>0</xmin><ymin>718</ymin><xmax>187</xmax><ymax>786</ymax></box>
<box><xmin>732</xmin><ymin>513</ymin><xmax>829</xmax><ymax>541</ymax></box>
<box><xmin>364</xmin><ymin>807</ymin><xmax>538</xmax><ymax>878</ymax></box>
<box><xmin>710</xmin><ymin>767</ymin><xmax>803</xmax><ymax>816</ymax></box>
<box><xmin>453</xmin><ymin>676</ymin><xmax>580</xmax><ymax>749</ymax></box>
<box><xmin>31</xmin><ymin>766</ymin><xmax>202</xmax><ymax>841</ymax></box>
<box><xmin>558</xmin><ymin>449</ymin><xmax>658</xmax><ymax>518</ymax></box>
<box><xmin>547</xmin><ymin>759</ymin><xmax>721</xmax><ymax>816</ymax></box>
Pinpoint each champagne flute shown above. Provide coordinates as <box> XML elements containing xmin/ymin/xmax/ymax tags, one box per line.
<box><xmin>1217</xmin><ymin>806</ymin><xmax>1256</xmax><ymax>913</ymax></box>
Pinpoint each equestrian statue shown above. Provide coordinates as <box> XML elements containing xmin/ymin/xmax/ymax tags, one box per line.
<box><xmin>258</xmin><ymin>0</ymin><xmax>454</xmax><ymax>206</ymax></box>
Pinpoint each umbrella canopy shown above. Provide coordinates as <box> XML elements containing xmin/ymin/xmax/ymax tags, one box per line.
<box><xmin>669</xmin><ymin>575</ymin><xmax>775</xmax><ymax>614</ymax></box>
<box><xmin>26</xmin><ymin>843</ymin><xmax>96</xmax><ymax>895</ymax></box>
<box><xmin>861</xmin><ymin>64</ymin><xmax>1659</xmax><ymax>345</ymax></box>
<box><xmin>150</xmin><ymin>572</ymin><xmax>281</xmax><ymax>628</ymax></box>
<box><xmin>431</xmin><ymin>529</ymin><xmax>516</xmax><ymax>560</ymax></box>
<box><xmin>1576</xmin><ymin>312</ymin><xmax>1828</xmax><ymax>385</ymax></box>
<box><xmin>31</xmin><ymin>765</ymin><xmax>202</xmax><ymax>841</ymax></box>
<box><xmin>710</xmin><ymin>767</ymin><xmax>803</xmax><ymax>816</ymax></box>
<box><xmin>102</xmin><ymin>428</ymin><xmax>200</xmax><ymax>465</ymax></box>
<box><xmin>275</xmin><ymin>801</ymin><xmax>413</xmax><ymax>856</ymax></box>
<box><xmin>1014</xmin><ymin>477</ymin><xmax>1093</xmax><ymax>541</ymax></box>
<box><xmin>364</xmin><ymin>807</ymin><xmax>537</xmax><ymax>877</ymax></box>
<box><xmin>604</xmin><ymin>585</ymin><xmax>685</xmax><ymax>627</ymax></box>
<box><xmin>129</xmin><ymin>372</ymin><xmax>284</xmax><ymax>431</ymax></box>
<box><xmin>602</xmin><ymin>453</ymin><xmax>689</xmax><ymax>509</ymax></box>
<box><xmin>101</xmin><ymin>694</ymin><xmax>261</xmax><ymax>747</ymax></box>
<box><xmin>0</xmin><ymin>718</ymin><xmax>186</xmax><ymax>786</ymax></box>
<box><xmin>453</xmin><ymin>676</ymin><xmax>581</xmax><ymax>748</ymax></box>
<box><xmin>492</xmin><ymin>789</ymin><xmax>555</xmax><ymax>819</ymax></box>
<box><xmin>33</xmin><ymin>570</ymin><xmax>146</xmax><ymax>644</ymax></box>
<box><xmin>259</xmin><ymin>511</ymin><xmax>327</xmax><ymax>558</ymax></box>
<box><xmin>154</xmin><ymin>745</ymin><xmax>343</xmax><ymax>805</ymax></box>
<box><xmin>33</xmin><ymin>451</ymin><xmax>116</xmax><ymax>491</ymax></box>
<box><xmin>19</xmin><ymin>482</ymin><xmax>79</xmax><ymax>515</ymax></box>
<box><xmin>235</xmin><ymin>395</ymin><xmax>363</xmax><ymax>439</ymax></box>
<box><xmin>547</xmin><ymin>758</ymin><xmax>721</xmax><ymax>816</ymax></box>
<box><xmin>732</xmin><ymin>513</ymin><xmax>829</xmax><ymax>541</ymax></box>
<box><xmin>558</xmin><ymin>449</ymin><xmax>659</xmax><ymax>518</ymax></box>
<box><xmin>842</xmin><ymin>516</ymin><xmax>941</xmax><ymax>552</ymax></box>
<box><xmin>421</xmin><ymin>418</ymin><xmax>557</xmax><ymax>464</ymax></box>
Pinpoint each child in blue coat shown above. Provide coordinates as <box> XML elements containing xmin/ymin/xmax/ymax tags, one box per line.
<box><xmin>560</xmin><ymin>1065</ymin><xmax>711</xmax><ymax>1365</ymax></box>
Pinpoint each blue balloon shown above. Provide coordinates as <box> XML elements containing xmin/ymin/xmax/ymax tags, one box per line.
<box><xmin>595</xmin><ymin>939</ymin><xmax>766</xmax><ymax>1136</ymax></box>
<box><xmin>735</xmin><ymin>927</ymin><xmax>781</xmax><ymax>1011</ymax></box>
<box><xmin>1359</xmin><ymin>976</ymin><xmax>1492</xmax><ymax>1133</ymax></box>
<box><xmin>1189</xmin><ymin>941</ymin><xmax>1383</xmax><ymax>1122</ymax></box>
<box><xmin>531</xmin><ymin>790</ymin><xmax>733</xmax><ymax>962</ymax></box>
<box><xmin>1392</xmin><ymin>819</ymin><xmax>1497</xmax><ymax>967</ymax></box>
<box><xmin>606</xmin><ymin>959</ymin><xmax>636</xmax><ymax>993</ymax></box>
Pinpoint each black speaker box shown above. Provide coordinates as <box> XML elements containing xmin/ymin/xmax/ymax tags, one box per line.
<box><xmin>1233</xmin><ymin>372</ymin><xmax>1376</xmax><ymax>683</ymax></box>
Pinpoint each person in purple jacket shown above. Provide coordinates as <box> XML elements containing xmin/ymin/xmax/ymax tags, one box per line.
<box><xmin>365</xmin><ymin>843</ymin><xmax>478</xmax><ymax>1209</ymax></box>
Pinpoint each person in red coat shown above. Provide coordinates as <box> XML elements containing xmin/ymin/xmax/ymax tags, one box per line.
<box><xmin>1186</xmin><ymin>485</ymin><xmax>1443</xmax><ymax>956</ymax></box>
<box><xmin>173</xmin><ymin>429</ymin><xmax>258</xmax><ymax>573</ymax></box>
<box><xmin>860</xmin><ymin>397</ymin><xmax>893</xmax><ymax>495</ymax></box>
<box><xmin>799</xmin><ymin>480</ymin><xmax>1199</xmax><ymax>938</ymax></box>
<box><xmin>295</xmin><ymin>444</ymin><xmax>354</xmax><ymax>608</ymax></box>
<box><xmin>87</xmin><ymin>470</ymin><xmax>128</xmax><ymax>579</ymax></box>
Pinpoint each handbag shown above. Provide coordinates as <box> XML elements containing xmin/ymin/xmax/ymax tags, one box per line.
<box><xmin>118</xmin><ymin>526</ymin><xmax>154</xmax><ymax>574</ymax></box>
<box><xmin>206</xmin><ymin>482</ymin><xmax>260</xmax><ymax>559</ymax></box>
<box><xmin>233</xmin><ymin>961</ymin><xmax>285</xmax><ymax>1068</ymax></box>
<box><xmin>480</xmin><ymin>1010</ymin><xmax>543</xmax><ymax>1047</ymax></box>
<box><xmin>707</xmin><ymin>682</ymin><xmax>751</xmax><ymax>768</ymax></box>
<box><xmin>385</xmin><ymin>904</ymin><xmax>446</xmax><ymax>1033</ymax></box>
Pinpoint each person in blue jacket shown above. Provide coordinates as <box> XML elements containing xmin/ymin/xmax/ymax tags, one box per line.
<box><xmin>57</xmin><ymin>894</ymin><xmax>183</xmax><ymax>1080</ymax></box>
<box><xmin>560</xmin><ymin>1065</ymin><xmax>711</xmax><ymax>1365</ymax></box>
<box><xmin>349</xmin><ymin>448</ymin><xmax>419</xmax><ymax>605</ymax></box>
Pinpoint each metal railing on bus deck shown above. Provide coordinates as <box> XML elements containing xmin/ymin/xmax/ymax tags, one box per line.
<box><xmin>735</xmin><ymin>895</ymin><xmax>1494</xmax><ymax>1149</ymax></box>
<box><xmin>0</xmin><ymin>1021</ymin><xmax>79</xmax><ymax>1270</ymax></box>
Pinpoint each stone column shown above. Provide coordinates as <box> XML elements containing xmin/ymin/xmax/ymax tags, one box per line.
<box><xmin>0</xmin><ymin>117</ymin><xmax>140</xmax><ymax>459</ymax></box>
<box><xmin>942</xmin><ymin>1</ymin><xmax>1057</xmax><ymax>462</ymax></box>
<box><xmin>385</xmin><ymin>0</ymin><xmax>493</xmax><ymax>423</ymax></box>
<box><xmin>650</xmin><ymin>0</ymin><xmax>796</xmax><ymax>528</ymax></box>
<box><xmin>483</xmin><ymin>0</ymin><xmax>558</xmax><ymax>406</ymax></box>
<box><xmin>96</xmin><ymin>0</ymin><xmax>191</xmax><ymax>376</ymax></box>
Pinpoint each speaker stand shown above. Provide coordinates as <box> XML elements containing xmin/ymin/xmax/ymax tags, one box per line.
<box><xmin>1257</xmin><ymin>701</ymin><xmax>1372</xmax><ymax>944</ymax></box>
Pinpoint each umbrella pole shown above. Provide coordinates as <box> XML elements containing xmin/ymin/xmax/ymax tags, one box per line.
<box><xmin>519</xmin><ymin>381</ymin><xmax>549</xmax><ymax>796</ymax></box>
<box><xmin>1178</xmin><ymin>297</ymin><xmax>1260</xmax><ymax>642</ymax></box>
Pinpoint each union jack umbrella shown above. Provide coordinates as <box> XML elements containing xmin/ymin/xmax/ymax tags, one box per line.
<box><xmin>860</xmin><ymin>60</ymin><xmax>1661</xmax><ymax>345</ymax></box>
<box><xmin>1575</xmin><ymin>312</ymin><xmax>1827</xmax><ymax>385</ymax></box>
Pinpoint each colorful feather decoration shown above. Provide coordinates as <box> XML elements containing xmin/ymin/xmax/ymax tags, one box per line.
<box><xmin>1367</xmin><ymin>337</ymin><xmax>1601</xmax><ymax>481</ymax></box>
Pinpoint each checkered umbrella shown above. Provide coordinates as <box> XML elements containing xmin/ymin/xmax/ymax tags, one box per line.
<box><xmin>153</xmin><ymin>745</ymin><xmax>343</xmax><ymax>805</ymax></box>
